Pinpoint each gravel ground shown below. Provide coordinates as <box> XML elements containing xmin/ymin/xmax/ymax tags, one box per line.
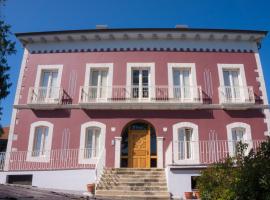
<box><xmin>0</xmin><ymin>184</ymin><xmax>90</xmax><ymax>200</ymax></box>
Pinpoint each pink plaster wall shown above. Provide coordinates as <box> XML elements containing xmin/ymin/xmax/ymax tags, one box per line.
<box><xmin>12</xmin><ymin>51</ymin><xmax>267</xmax><ymax>167</ymax></box>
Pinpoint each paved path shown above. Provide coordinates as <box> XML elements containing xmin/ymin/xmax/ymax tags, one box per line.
<box><xmin>0</xmin><ymin>184</ymin><xmax>87</xmax><ymax>200</ymax></box>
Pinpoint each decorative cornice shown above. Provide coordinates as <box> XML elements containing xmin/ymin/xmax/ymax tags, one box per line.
<box><xmin>30</xmin><ymin>47</ymin><xmax>254</xmax><ymax>54</ymax></box>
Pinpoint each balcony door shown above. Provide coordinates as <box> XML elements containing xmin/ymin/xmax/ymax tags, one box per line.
<box><xmin>223</xmin><ymin>70</ymin><xmax>241</xmax><ymax>101</ymax></box>
<box><xmin>173</xmin><ymin>68</ymin><xmax>191</xmax><ymax>100</ymax></box>
<box><xmin>39</xmin><ymin>70</ymin><xmax>59</xmax><ymax>102</ymax></box>
<box><xmin>89</xmin><ymin>69</ymin><xmax>108</xmax><ymax>100</ymax></box>
<box><xmin>131</xmin><ymin>69</ymin><xmax>150</xmax><ymax>100</ymax></box>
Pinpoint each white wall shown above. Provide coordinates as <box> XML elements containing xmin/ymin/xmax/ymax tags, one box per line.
<box><xmin>0</xmin><ymin>169</ymin><xmax>96</xmax><ymax>191</ymax></box>
<box><xmin>166</xmin><ymin>167</ymin><xmax>201</xmax><ymax>199</ymax></box>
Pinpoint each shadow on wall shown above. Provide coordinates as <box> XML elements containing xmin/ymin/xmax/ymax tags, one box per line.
<box><xmin>83</xmin><ymin>110</ymin><xmax>215</xmax><ymax>119</ymax></box>
<box><xmin>33</xmin><ymin>109</ymin><xmax>71</xmax><ymax>118</ymax></box>
<box><xmin>225</xmin><ymin>109</ymin><xmax>264</xmax><ymax>118</ymax></box>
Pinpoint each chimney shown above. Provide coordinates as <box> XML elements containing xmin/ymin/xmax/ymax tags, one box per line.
<box><xmin>96</xmin><ymin>25</ymin><xmax>108</xmax><ymax>29</ymax></box>
<box><xmin>175</xmin><ymin>24</ymin><xmax>189</xmax><ymax>29</ymax></box>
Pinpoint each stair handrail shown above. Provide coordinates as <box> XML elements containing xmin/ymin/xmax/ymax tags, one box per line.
<box><xmin>95</xmin><ymin>148</ymin><xmax>106</xmax><ymax>185</ymax></box>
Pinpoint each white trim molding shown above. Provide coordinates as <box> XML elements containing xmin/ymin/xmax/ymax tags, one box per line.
<box><xmin>5</xmin><ymin>49</ymin><xmax>29</xmax><ymax>170</ymax></box>
<box><xmin>84</xmin><ymin>63</ymin><xmax>113</xmax><ymax>87</ymax></box>
<box><xmin>34</xmin><ymin>65</ymin><xmax>63</xmax><ymax>88</ymax></box>
<box><xmin>157</xmin><ymin>136</ymin><xmax>164</xmax><ymax>168</ymax></box>
<box><xmin>167</xmin><ymin>63</ymin><xmax>198</xmax><ymax>99</ymax></box>
<box><xmin>226</xmin><ymin>122</ymin><xmax>252</xmax><ymax>156</ymax></box>
<box><xmin>172</xmin><ymin>122</ymin><xmax>199</xmax><ymax>165</ymax></box>
<box><xmin>26</xmin><ymin>121</ymin><xmax>54</xmax><ymax>162</ymax></box>
<box><xmin>217</xmin><ymin>64</ymin><xmax>247</xmax><ymax>87</ymax></box>
<box><xmin>253</xmin><ymin>50</ymin><xmax>270</xmax><ymax>136</ymax></box>
<box><xmin>114</xmin><ymin>136</ymin><xmax>122</xmax><ymax>168</ymax></box>
<box><xmin>79</xmin><ymin>121</ymin><xmax>106</xmax><ymax>164</ymax></box>
<box><xmin>217</xmin><ymin>64</ymin><xmax>249</xmax><ymax>104</ymax></box>
<box><xmin>126</xmin><ymin>62</ymin><xmax>155</xmax><ymax>98</ymax></box>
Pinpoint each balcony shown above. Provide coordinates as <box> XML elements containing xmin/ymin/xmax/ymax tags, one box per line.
<box><xmin>27</xmin><ymin>87</ymin><xmax>63</xmax><ymax>109</ymax></box>
<box><xmin>218</xmin><ymin>86</ymin><xmax>255</xmax><ymax>109</ymax></box>
<box><xmin>0</xmin><ymin>140</ymin><xmax>263</xmax><ymax>171</ymax></box>
<box><xmin>172</xmin><ymin>140</ymin><xmax>262</xmax><ymax>165</ymax></box>
<box><xmin>79</xmin><ymin>85</ymin><xmax>203</xmax><ymax>109</ymax></box>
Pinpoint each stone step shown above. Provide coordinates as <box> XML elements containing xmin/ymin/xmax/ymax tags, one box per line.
<box><xmin>106</xmin><ymin>168</ymin><xmax>164</xmax><ymax>172</ymax></box>
<box><xmin>97</xmin><ymin>185</ymin><xmax>168</xmax><ymax>191</ymax></box>
<box><xmin>99</xmin><ymin>178</ymin><xmax>167</xmax><ymax>184</ymax></box>
<box><xmin>95</xmin><ymin>194</ymin><xmax>170</xmax><ymax>200</ymax></box>
<box><xmin>103</xmin><ymin>171</ymin><xmax>164</xmax><ymax>175</ymax></box>
<box><xmin>100</xmin><ymin>175</ymin><xmax>166</xmax><ymax>179</ymax></box>
<box><xmin>96</xmin><ymin>190</ymin><xmax>170</xmax><ymax>196</ymax></box>
<box><xmin>98</xmin><ymin>182</ymin><xmax>167</xmax><ymax>187</ymax></box>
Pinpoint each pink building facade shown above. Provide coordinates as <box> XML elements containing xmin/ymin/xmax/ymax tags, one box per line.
<box><xmin>0</xmin><ymin>28</ymin><xmax>269</xmax><ymax>198</ymax></box>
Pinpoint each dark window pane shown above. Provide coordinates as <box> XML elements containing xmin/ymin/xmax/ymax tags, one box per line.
<box><xmin>151</xmin><ymin>158</ymin><xmax>157</xmax><ymax>168</ymax></box>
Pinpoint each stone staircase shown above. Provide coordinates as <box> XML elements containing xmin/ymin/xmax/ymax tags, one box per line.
<box><xmin>95</xmin><ymin>168</ymin><xmax>170</xmax><ymax>200</ymax></box>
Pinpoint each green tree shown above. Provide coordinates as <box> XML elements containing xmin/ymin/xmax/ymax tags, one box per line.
<box><xmin>236</xmin><ymin>138</ymin><xmax>270</xmax><ymax>200</ymax></box>
<box><xmin>0</xmin><ymin>0</ymin><xmax>16</xmax><ymax>135</ymax></box>
<box><xmin>198</xmin><ymin>140</ymin><xmax>270</xmax><ymax>200</ymax></box>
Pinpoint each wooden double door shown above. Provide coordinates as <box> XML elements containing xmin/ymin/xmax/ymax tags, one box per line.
<box><xmin>128</xmin><ymin>128</ymin><xmax>151</xmax><ymax>168</ymax></box>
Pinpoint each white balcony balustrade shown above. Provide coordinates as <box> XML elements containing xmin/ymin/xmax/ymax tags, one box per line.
<box><xmin>0</xmin><ymin>148</ymin><xmax>102</xmax><ymax>171</ymax></box>
<box><xmin>27</xmin><ymin>87</ymin><xmax>63</xmax><ymax>105</ymax></box>
<box><xmin>79</xmin><ymin>85</ymin><xmax>203</xmax><ymax>104</ymax></box>
<box><xmin>0</xmin><ymin>140</ymin><xmax>264</xmax><ymax>171</ymax></box>
<box><xmin>219</xmin><ymin>86</ymin><xmax>255</xmax><ymax>105</ymax></box>
<box><xmin>173</xmin><ymin>140</ymin><xmax>263</xmax><ymax>164</ymax></box>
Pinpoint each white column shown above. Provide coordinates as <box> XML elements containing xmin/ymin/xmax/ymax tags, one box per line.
<box><xmin>157</xmin><ymin>136</ymin><xmax>164</xmax><ymax>168</ymax></box>
<box><xmin>114</xmin><ymin>136</ymin><xmax>122</xmax><ymax>168</ymax></box>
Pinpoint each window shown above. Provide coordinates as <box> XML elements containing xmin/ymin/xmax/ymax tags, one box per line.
<box><xmin>231</xmin><ymin>127</ymin><xmax>245</xmax><ymax>155</ymax></box>
<box><xmin>178</xmin><ymin>127</ymin><xmax>192</xmax><ymax>160</ymax></box>
<box><xmin>84</xmin><ymin>127</ymin><xmax>100</xmax><ymax>158</ymax></box>
<box><xmin>79</xmin><ymin>121</ymin><xmax>106</xmax><ymax>164</ymax></box>
<box><xmin>168</xmin><ymin>63</ymin><xmax>198</xmax><ymax>101</ymax></box>
<box><xmin>173</xmin><ymin>68</ymin><xmax>191</xmax><ymax>99</ymax></box>
<box><xmin>84</xmin><ymin>63</ymin><xmax>113</xmax><ymax>101</ymax></box>
<box><xmin>39</xmin><ymin>70</ymin><xmax>59</xmax><ymax>101</ymax></box>
<box><xmin>226</xmin><ymin>122</ymin><xmax>252</xmax><ymax>156</ymax></box>
<box><xmin>127</xmin><ymin>63</ymin><xmax>155</xmax><ymax>100</ymax></box>
<box><xmin>89</xmin><ymin>69</ymin><xmax>108</xmax><ymax>99</ymax></box>
<box><xmin>131</xmin><ymin>69</ymin><xmax>149</xmax><ymax>99</ymax></box>
<box><xmin>27</xmin><ymin>121</ymin><xmax>54</xmax><ymax>162</ymax></box>
<box><xmin>173</xmin><ymin>122</ymin><xmax>199</xmax><ymax>164</ymax></box>
<box><xmin>33</xmin><ymin>65</ymin><xmax>63</xmax><ymax>103</ymax></box>
<box><xmin>218</xmin><ymin>64</ymin><xmax>248</xmax><ymax>103</ymax></box>
<box><xmin>223</xmin><ymin>69</ymin><xmax>241</xmax><ymax>101</ymax></box>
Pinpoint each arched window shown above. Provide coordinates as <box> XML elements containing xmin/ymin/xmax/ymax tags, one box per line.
<box><xmin>27</xmin><ymin>121</ymin><xmax>54</xmax><ymax>162</ymax></box>
<box><xmin>79</xmin><ymin>121</ymin><xmax>106</xmax><ymax>164</ymax></box>
<box><xmin>226</xmin><ymin>122</ymin><xmax>252</xmax><ymax>156</ymax></box>
<box><xmin>173</xmin><ymin>122</ymin><xmax>199</xmax><ymax>164</ymax></box>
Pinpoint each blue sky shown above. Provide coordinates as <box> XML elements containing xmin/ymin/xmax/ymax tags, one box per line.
<box><xmin>1</xmin><ymin>0</ymin><xmax>270</xmax><ymax>127</ymax></box>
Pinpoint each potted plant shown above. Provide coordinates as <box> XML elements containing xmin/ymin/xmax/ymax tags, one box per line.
<box><xmin>194</xmin><ymin>191</ymin><xmax>200</xmax><ymax>199</ymax></box>
<box><xmin>86</xmin><ymin>183</ymin><xmax>95</xmax><ymax>194</ymax></box>
<box><xmin>184</xmin><ymin>191</ymin><xmax>193</xmax><ymax>199</ymax></box>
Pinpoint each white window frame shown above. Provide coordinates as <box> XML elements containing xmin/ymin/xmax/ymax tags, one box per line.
<box><xmin>79</xmin><ymin>121</ymin><xmax>106</xmax><ymax>164</ymax></box>
<box><xmin>34</xmin><ymin>65</ymin><xmax>63</xmax><ymax>89</ymax></box>
<box><xmin>33</xmin><ymin>65</ymin><xmax>63</xmax><ymax>103</ymax></box>
<box><xmin>217</xmin><ymin>64</ymin><xmax>248</xmax><ymax>103</ymax></box>
<box><xmin>172</xmin><ymin>122</ymin><xmax>199</xmax><ymax>164</ymax></box>
<box><xmin>226</xmin><ymin>122</ymin><xmax>253</xmax><ymax>156</ymax></box>
<box><xmin>26</xmin><ymin>121</ymin><xmax>54</xmax><ymax>162</ymax></box>
<box><xmin>84</xmin><ymin>63</ymin><xmax>113</xmax><ymax>101</ymax></box>
<box><xmin>126</xmin><ymin>63</ymin><xmax>155</xmax><ymax>99</ymax></box>
<box><xmin>168</xmin><ymin>63</ymin><xmax>197</xmax><ymax>99</ymax></box>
